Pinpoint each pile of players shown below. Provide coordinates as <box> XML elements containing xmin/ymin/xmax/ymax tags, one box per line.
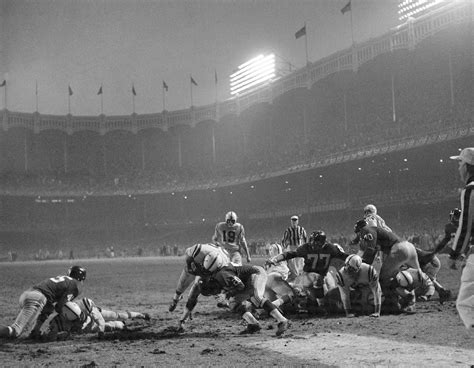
<box><xmin>167</xmin><ymin>206</ymin><xmax>459</xmax><ymax>335</ymax></box>
<box><xmin>0</xmin><ymin>206</ymin><xmax>460</xmax><ymax>340</ymax></box>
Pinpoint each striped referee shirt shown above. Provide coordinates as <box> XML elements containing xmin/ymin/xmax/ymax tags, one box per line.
<box><xmin>282</xmin><ymin>225</ymin><xmax>307</xmax><ymax>249</ymax></box>
<box><xmin>451</xmin><ymin>175</ymin><xmax>474</xmax><ymax>257</ymax></box>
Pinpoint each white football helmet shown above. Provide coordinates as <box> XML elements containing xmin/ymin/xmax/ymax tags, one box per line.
<box><xmin>203</xmin><ymin>252</ymin><xmax>227</xmax><ymax>274</ymax></box>
<box><xmin>364</xmin><ymin>204</ymin><xmax>377</xmax><ymax>216</ymax></box>
<box><xmin>345</xmin><ymin>254</ymin><xmax>362</xmax><ymax>274</ymax></box>
<box><xmin>395</xmin><ymin>270</ymin><xmax>413</xmax><ymax>288</ymax></box>
<box><xmin>62</xmin><ymin>301</ymin><xmax>82</xmax><ymax>321</ymax></box>
<box><xmin>225</xmin><ymin>211</ymin><xmax>237</xmax><ymax>225</ymax></box>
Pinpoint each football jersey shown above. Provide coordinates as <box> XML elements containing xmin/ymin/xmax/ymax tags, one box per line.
<box><xmin>282</xmin><ymin>242</ymin><xmax>348</xmax><ymax>275</ymax></box>
<box><xmin>214</xmin><ymin>264</ymin><xmax>260</xmax><ymax>292</ymax></box>
<box><xmin>335</xmin><ymin>263</ymin><xmax>382</xmax><ymax>312</ymax></box>
<box><xmin>184</xmin><ymin>243</ymin><xmax>229</xmax><ymax>274</ymax></box>
<box><xmin>33</xmin><ymin>275</ymin><xmax>79</xmax><ymax>306</ymax></box>
<box><xmin>212</xmin><ymin>222</ymin><xmax>246</xmax><ymax>252</ymax></box>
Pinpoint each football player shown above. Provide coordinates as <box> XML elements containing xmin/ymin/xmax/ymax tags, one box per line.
<box><xmin>334</xmin><ymin>254</ymin><xmax>382</xmax><ymax>318</ymax></box>
<box><xmin>390</xmin><ymin>268</ymin><xmax>435</xmax><ymax>313</ymax></box>
<box><xmin>433</xmin><ymin>208</ymin><xmax>461</xmax><ymax>269</ymax></box>
<box><xmin>363</xmin><ymin>204</ymin><xmax>392</xmax><ymax>232</ymax></box>
<box><xmin>41</xmin><ymin>297</ymin><xmax>150</xmax><ymax>340</ymax></box>
<box><xmin>212</xmin><ymin>211</ymin><xmax>251</xmax><ymax>265</ymax></box>
<box><xmin>0</xmin><ymin>265</ymin><xmax>86</xmax><ymax>339</ymax></box>
<box><xmin>179</xmin><ymin>263</ymin><xmax>289</xmax><ymax>336</ymax></box>
<box><xmin>168</xmin><ymin>243</ymin><xmax>229</xmax><ymax>312</ymax></box>
<box><xmin>266</xmin><ymin>230</ymin><xmax>349</xmax><ymax>314</ymax></box>
<box><xmin>415</xmin><ymin>247</ymin><xmax>451</xmax><ymax>304</ymax></box>
<box><xmin>353</xmin><ymin>219</ymin><xmax>420</xmax><ymax>288</ymax></box>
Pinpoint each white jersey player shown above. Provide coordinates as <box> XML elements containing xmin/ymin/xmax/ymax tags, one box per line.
<box><xmin>212</xmin><ymin>211</ymin><xmax>251</xmax><ymax>265</ymax></box>
<box><xmin>168</xmin><ymin>243</ymin><xmax>229</xmax><ymax>312</ymax></box>
<box><xmin>335</xmin><ymin>254</ymin><xmax>382</xmax><ymax>318</ymax></box>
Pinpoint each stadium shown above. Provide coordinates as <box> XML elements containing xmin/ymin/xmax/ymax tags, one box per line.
<box><xmin>0</xmin><ymin>1</ymin><xmax>473</xmax><ymax>366</ymax></box>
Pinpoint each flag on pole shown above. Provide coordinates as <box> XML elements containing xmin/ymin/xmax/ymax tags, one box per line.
<box><xmin>295</xmin><ymin>25</ymin><xmax>306</xmax><ymax>39</ymax></box>
<box><xmin>0</xmin><ymin>80</ymin><xmax>6</xmax><ymax>87</ymax></box>
<box><xmin>163</xmin><ymin>80</ymin><xmax>168</xmax><ymax>92</ymax></box>
<box><xmin>68</xmin><ymin>85</ymin><xmax>73</xmax><ymax>96</ymax></box>
<box><xmin>132</xmin><ymin>84</ymin><xmax>136</xmax><ymax>96</ymax></box>
<box><xmin>341</xmin><ymin>1</ymin><xmax>351</xmax><ymax>14</ymax></box>
<box><xmin>191</xmin><ymin>76</ymin><xmax>198</xmax><ymax>86</ymax></box>
<box><xmin>97</xmin><ymin>86</ymin><xmax>103</xmax><ymax>95</ymax></box>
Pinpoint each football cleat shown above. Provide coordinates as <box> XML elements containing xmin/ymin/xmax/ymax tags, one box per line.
<box><xmin>239</xmin><ymin>323</ymin><xmax>261</xmax><ymax>335</ymax></box>
<box><xmin>168</xmin><ymin>295</ymin><xmax>183</xmax><ymax>312</ymax></box>
<box><xmin>439</xmin><ymin>289</ymin><xmax>451</xmax><ymax>304</ymax></box>
<box><xmin>276</xmin><ymin>320</ymin><xmax>289</xmax><ymax>336</ymax></box>
<box><xmin>143</xmin><ymin>313</ymin><xmax>151</xmax><ymax>321</ymax></box>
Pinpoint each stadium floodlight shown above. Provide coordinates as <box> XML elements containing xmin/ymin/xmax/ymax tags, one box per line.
<box><xmin>397</xmin><ymin>0</ymin><xmax>449</xmax><ymax>22</ymax></box>
<box><xmin>230</xmin><ymin>53</ymin><xmax>276</xmax><ymax>96</ymax></box>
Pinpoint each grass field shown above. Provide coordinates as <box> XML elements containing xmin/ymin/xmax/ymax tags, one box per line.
<box><xmin>1</xmin><ymin>255</ymin><xmax>474</xmax><ymax>367</ymax></box>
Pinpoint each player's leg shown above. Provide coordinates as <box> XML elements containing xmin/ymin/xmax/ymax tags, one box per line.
<box><xmin>9</xmin><ymin>290</ymin><xmax>47</xmax><ymax>338</ymax></box>
<box><xmin>169</xmin><ymin>270</ymin><xmax>195</xmax><ymax>311</ymax></box>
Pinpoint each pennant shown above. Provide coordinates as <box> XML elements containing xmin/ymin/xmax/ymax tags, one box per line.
<box><xmin>341</xmin><ymin>1</ymin><xmax>351</xmax><ymax>14</ymax></box>
<box><xmin>191</xmin><ymin>76</ymin><xmax>198</xmax><ymax>86</ymax></box>
<box><xmin>97</xmin><ymin>86</ymin><xmax>103</xmax><ymax>95</ymax></box>
<box><xmin>132</xmin><ymin>85</ymin><xmax>136</xmax><ymax>96</ymax></box>
<box><xmin>68</xmin><ymin>85</ymin><xmax>73</xmax><ymax>96</ymax></box>
<box><xmin>0</xmin><ymin>80</ymin><xmax>6</xmax><ymax>87</ymax></box>
<box><xmin>163</xmin><ymin>80</ymin><xmax>168</xmax><ymax>92</ymax></box>
<box><xmin>295</xmin><ymin>25</ymin><xmax>306</xmax><ymax>39</ymax></box>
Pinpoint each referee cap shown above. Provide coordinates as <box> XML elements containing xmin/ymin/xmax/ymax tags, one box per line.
<box><xmin>291</xmin><ymin>215</ymin><xmax>299</xmax><ymax>221</ymax></box>
<box><xmin>450</xmin><ymin>147</ymin><xmax>474</xmax><ymax>165</ymax></box>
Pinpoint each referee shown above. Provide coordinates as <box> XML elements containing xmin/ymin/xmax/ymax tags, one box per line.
<box><xmin>281</xmin><ymin>215</ymin><xmax>307</xmax><ymax>282</ymax></box>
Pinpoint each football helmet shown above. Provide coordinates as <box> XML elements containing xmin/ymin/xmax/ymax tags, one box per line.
<box><xmin>225</xmin><ymin>211</ymin><xmax>237</xmax><ymax>226</ymax></box>
<box><xmin>345</xmin><ymin>254</ymin><xmax>362</xmax><ymax>274</ymax></box>
<box><xmin>310</xmin><ymin>230</ymin><xmax>326</xmax><ymax>245</ymax></box>
<box><xmin>364</xmin><ymin>204</ymin><xmax>377</xmax><ymax>216</ymax></box>
<box><xmin>62</xmin><ymin>301</ymin><xmax>82</xmax><ymax>321</ymax></box>
<box><xmin>395</xmin><ymin>270</ymin><xmax>413</xmax><ymax>288</ymax></box>
<box><xmin>68</xmin><ymin>265</ymin><xmax>87</xmax><ymax>281</ymax></box>
<box><xmin>449</xmin><ymin>208</ymin><xmax>461</xmax><ymax>223</ymax></box>
<box><xmin>354</xmin><ymin>219</ymin><xmax>368</xmax><ymax>233</ymax></box>
<box><xmin>202</xmin><ymin>252</ymin><xmax>226</xmax><ymax>274</ymax></box>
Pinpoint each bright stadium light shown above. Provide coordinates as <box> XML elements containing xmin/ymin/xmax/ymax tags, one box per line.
<box><xmin>230</xmin><ymin>53</ymin><xmax>277</xmax><ymax>96</ymax></box>
<box><xmin>397</xmin><ymin>0</ymin><xmax>450</xmax><ymax>22</ymax></box>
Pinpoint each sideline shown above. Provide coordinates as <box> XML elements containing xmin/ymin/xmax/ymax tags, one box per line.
<box><xmin>247</xmin><ymin>332</ymin><xmax>474</xmax><ymax>367</ymax></box>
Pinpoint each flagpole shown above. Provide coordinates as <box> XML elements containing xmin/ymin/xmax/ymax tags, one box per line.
<box><xmin>100</xmin><ymin>86</ymin><xmax>104</xmax><ymax>115</ymax></box>
<box><xmin>132</xmin><ymin>84</ymin><xmax>136</xmax><ymax>114</ymax></box>
<box><xmin>4</xmin><ymin>82</ymin><xmax>7</xmax><ymax>110</ymax></box>
<box><xmin>350</xmin><ymin>5</ymin><xmax>354</xmax><ymax>46</ymax></box>
<box><xmin>190</xmin><ymin>75</ymin><xmax>194</xmax><ymax>107</ymax></box>
<box><xmin>68</xmin><ymin>90</ymin><xmax>71</xmax><ymax>114</ymax></box>
<box><xmin>162</xmin><ymin>83</ymin><xmax>166</xmax><ymax>111</ymax></box>
<box><xmin>304</xmin><ymin>22</ymin><xmax>309</xmax><ymax>65</ymax></box>
<box><xmin>35</xmin><ymin>80</ymin><xmax>38</xmax><ymax>112</ymax></box>
<box><xmin>391</xmin><ymin>73</ymin><xmax>396</xmax><ymax>123</ymax></box>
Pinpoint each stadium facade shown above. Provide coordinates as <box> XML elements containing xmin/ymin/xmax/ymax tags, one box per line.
<box><xmin>0</xmin><ymin>1</ymin><xmax>472</xmax><ymax>257</ymax></box>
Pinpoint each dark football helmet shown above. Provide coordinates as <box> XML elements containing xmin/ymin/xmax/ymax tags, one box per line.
<box><xmin>68</xmin><ymin>265</ymin><xmax>87</xmax><ymax>281</ymax></box>
<box><xmin>449</xmin><ymin>208</ymin><xmax>461</xmax><ymax>223</ymax></box>
<box><xmin>310</xmin><ymin>230</ymin><xmax>326</xmax><ymax>245</ymax></box>
<box><xmin>354</xmin><ymin>219</ymin><xmax>368</xmax><ymax>233</ymax></box>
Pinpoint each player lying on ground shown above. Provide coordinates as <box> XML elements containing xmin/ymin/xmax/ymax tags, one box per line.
<box><xmin>388</xmin><ymin>268</ymin><xmax>435</xmax><ymax>314</ymax></box>
<box><xmin>40</xmin><ymin>297</ymin><xmax>151</xmax><ymax>340</ymax></box>
<box><xmin>0</xmin><ymin>265</ymin><xmax>86</xmax><ymax>339</ymax></box>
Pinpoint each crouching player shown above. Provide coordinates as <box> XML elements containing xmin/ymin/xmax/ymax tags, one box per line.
<box><xmin>179</xmin><ymin>263</ymin><xmax>289</xmax><ymax>337</ymax></box>
<box><xmin>168</xmin><ymin>243</ymin><xmax>229</xmax><ymax>312</ymax></box>
<box><xmin>333</xmin><ymin>254</ymin><xmax>382</xmax><ymax>317</ymax></box>
<box><xmin>390</xmin><ymin>268</ymin><xmax>435</xmax><ymax>314</ymax></box>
